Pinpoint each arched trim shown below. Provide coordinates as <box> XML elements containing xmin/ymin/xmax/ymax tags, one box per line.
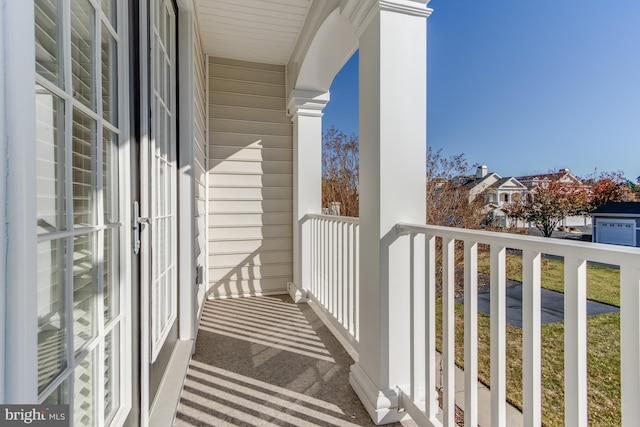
<box><xmin>294</xmin><ymin>7</ymin><xmax>358</xmax><ymax>92</ymax></box>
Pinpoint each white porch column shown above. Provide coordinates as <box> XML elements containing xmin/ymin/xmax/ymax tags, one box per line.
<box><xmin>287</xmin><ymin>90</ymin><xmax>330</xmax><ymax>303</ymax></box>
<box><xmin>347</xmin><ymin>1</ymin><xmax>430</xmax><ymax>423</ymax></box>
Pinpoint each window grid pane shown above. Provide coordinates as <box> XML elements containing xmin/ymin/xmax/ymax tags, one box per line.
<box><xmin>36</xmin><ymin>86</ymin><xmax>66</xmax><ymax>234</ymax></box>
<box><xmin>35</xmin><ymin>0</ymin><xmax>64</xmax><ymax>89</ymax></box>
<box><xmin>71</xmin><ymin>0</ymin><xmax>96</xmax><ymax>111</ymax></box>
<box><xmin>104</xmin><ymin>229</ymin><xmax>119</xmax><ymax>322</ymax></box>
<box><xmin>101</xmin><ymin>23</ymin><xmax>118</xmax><ymax>125</ymax></box>
<box><xmin>101</xmin><ymin>0</ymin><xmax>117</xmax><ymax>31</ymax></box>
<box><xmin>72</xmin><ymin>109</ymin><xmax>96</xmax><ymax>227</ymax></box>
<box><xmin>103</xmin><ymin>128</ymin><xmax>119</xmax><ymax>224</ymax></box>
<box><xmin>73</xmin><ymin>232</ymin><xmax>96</xmax><ymax>354</ymax></box>
<box><xmin>37</xmin><ymin>239</ymin><xmax>68</xmax><ymax>394</ymax></box>
<box><xmin>42</xmin><ymin>377</ymin><xmax>69</xmax><ymax>405</ymax></box>
<box><xmin>104</xmin><ymin>325</ymin><xmax>120</xmax><ymax>425</ymax></box>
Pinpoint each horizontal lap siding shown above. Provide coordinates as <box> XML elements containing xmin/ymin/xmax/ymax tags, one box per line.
<box><xmin>207</xmin><ymin>57</ymin><xmax>292</xmax><ymax>297</ymax></box>
<box><xmin>194</xmin><ymin>22</ymin><xmax>207</xmax><ymax>314</ymax></box>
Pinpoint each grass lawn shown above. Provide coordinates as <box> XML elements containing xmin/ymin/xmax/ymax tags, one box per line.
<box><xmin>437</xmin><ymin>250</ymin><xmax>621</xmax><ymax>426</ymax></box>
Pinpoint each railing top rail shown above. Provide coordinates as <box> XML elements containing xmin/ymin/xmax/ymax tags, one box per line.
<box><xmin>397</xmin><ymin>222</ymin><xmax>640</xmax><ymax>267</ymax></box>
<box><xmin>304</xmin><ymin>213</ymin><xmax>360</xmax><ymax>225</ymax></box>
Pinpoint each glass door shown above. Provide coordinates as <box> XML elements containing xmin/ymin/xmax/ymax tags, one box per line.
<box><xmin>148</xmin><ymin>0</ymin><xmax>178</xmax><ymax>363</ymax></box>
<box><xmin>34</xmin><ymin>0</ymin><xmax>129</xmax><ymax>425</ymax></box>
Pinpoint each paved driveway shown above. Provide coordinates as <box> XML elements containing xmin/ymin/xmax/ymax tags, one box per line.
<box><xmin>458</xmin><ymin>281</ymin><xmax>619</xmax><ymax>328</ymax></box>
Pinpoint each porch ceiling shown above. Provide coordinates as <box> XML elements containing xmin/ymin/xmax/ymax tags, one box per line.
<box><xmin>194</xmin><ymin>0</ymin><xmax>313</xmax><ymax>65</ymax></box>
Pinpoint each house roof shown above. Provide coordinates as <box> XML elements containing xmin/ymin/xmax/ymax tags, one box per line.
<box><xmin>516</xmin><ymin>171</ymin><xmax>567</xmax><ymax>182</ymax></box>
<box><xmin>459</xmin><ymin>172</ymin><xmax>500</xmax><ymax>189</ymax></box>
<box><xmin>590</xmin><ymin>202</ymin><xmax>640</xmax><ymax>216</ymax></box>
<box><xmin>487</xmin><ymin>177</ymin><xmax>527</xmax><ymax>190</ymax></box>
<box><xmin>515</xmin><ymin>169</ymin><xmax>582</xmax><ymax>189</ymax></box>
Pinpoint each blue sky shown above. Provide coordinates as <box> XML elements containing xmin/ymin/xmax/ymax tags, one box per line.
<box><xmin>322</xmin><ymin>0</ymin><xmax>640</xmax><ymax>180</ymax></box>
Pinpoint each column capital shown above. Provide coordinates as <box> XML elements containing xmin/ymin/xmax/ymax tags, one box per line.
<box><xmin>341</xmin><ymin>0</ymin><xmax>432</xmax><ymax>37</ymax></box>
<box><xmin>287</xmin><ymin>90</ymin><xmax>330</xmax><ymax>119</ymax></box>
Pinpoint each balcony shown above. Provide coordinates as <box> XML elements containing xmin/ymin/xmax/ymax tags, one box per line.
<box><xmin>175</xmin><ymin>295</ymin><xmax>417</xmax><ymax>427</ymax></box>
<box><xmin>179</xmin><ymin>214</ymin><xmax>640</xmax><ymax>427</ymax></box>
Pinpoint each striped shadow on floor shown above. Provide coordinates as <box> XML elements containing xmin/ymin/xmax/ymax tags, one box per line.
<box><xmin>174</xmin><ymin>295</ymin><xmax>415</xmax><ymax>427</ymax></box>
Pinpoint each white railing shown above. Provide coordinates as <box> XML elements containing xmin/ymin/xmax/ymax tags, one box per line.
<box><xmin>305</xmin><ymin>214</ymin><xmax>359</xmax><ymax>346</ymax></box>
<box><xmin>395</xmin><ymin>223</ymin><xmax>640</xmax><ymax>427</ymax></box>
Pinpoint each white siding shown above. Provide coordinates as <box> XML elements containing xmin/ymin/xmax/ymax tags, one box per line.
<box><xmin>207</xmin><ymin>57</ymin><xmax>292</xmax><ymax>297</ymax></box>
<box><xmin>194</xmin><ymin>21</ymin><xmax>207</xmax><ymax>314</ymax></box>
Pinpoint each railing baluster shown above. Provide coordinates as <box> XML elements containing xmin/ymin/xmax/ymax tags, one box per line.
<box><xmin>410</xmin><ymin>233</ymin><xmax>426</xmax><ymax>402</ymax></box>
<box><xmin>328</xmin><ymin>220</ymin><xmax>332</xmax><ymax>312</ymax></box>
<box><xmin>343</xmin><ymin>222</ymin><xmax>348</xmax><ymax>329</ymax></box>
<box><xmin>331</xmin><ymin>221</ymin><xmax>339</xmax><ymax>318</ymax></box>
<box><xmin>313</xmin><ymin>218</ymin><xmax>318</xmax><ymax>296</ymax></box>
<box><xmin>565</xmin><ymin>256</ymin><xmax>587</xmax><ymax>427</ymax></box>
<box><xmin>490</xmin><ymin>245</ymin><xmax>507</xmax><ymax>427</ymax></box>
<box><xmin>443</xmin><ymin>237</ymin><xmax>456</xmax><ymax>427</ymax></box>
<box><xmin>347</xmin><ymin>223</ymin><xmax>353</xmax><ymax>335</ymax></box>
<box><xmin>425</xmin><ymin>234</ymin><xmax>437</xmax><ymax>421</ymax></box>
<box><xmin>354</xmin><ymin>223</ymin><xmax>360</xmax><ymax>342</ymax></box>
<box><xmin>620</xmin><ymin>265</ymin><xmax>640</xmax><ymax>427</ymax></box>
<box><xmin>522</xmin><ymin>249</ymin><xmax>542</xmax><ymax>427</ymax></box>
<box><xmin>323</xmin><ymin>219</ymin><xmax>328</xmax><ymax>307</ymax></box>
<box><xmin>337</xmin><ymin>222</ymin><xmax>342</xmax><ymax>324</ymax></box>
<box><xmin>410</xmin><ymin>232</ymin><xmax>417</xmax><ymax>399</ymax></box>
<box><xmin>464</xmin><ymin>240</ymin><xmax>478</xmax><ymax>427</ymax></box>
<box><xmin>330</xmin><ymin>220</ymin><xmax>334</xmax><ymax>315</ymax></box>
<box><xmin>318</xmin><ymin>219</ymin><xmax>322</xmax><ymax>304</ymax></box>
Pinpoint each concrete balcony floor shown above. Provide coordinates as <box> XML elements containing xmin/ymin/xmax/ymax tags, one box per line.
<box><xmin>175</xmin><ymin>295</ymin><xmax>417</xmax><ymax>427</ymax></box>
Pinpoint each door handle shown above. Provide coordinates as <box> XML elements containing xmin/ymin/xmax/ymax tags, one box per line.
<box><xmin>133</xmin><ymin>201</ymin><xmax>150</xmax><ymax>255</ymax></box>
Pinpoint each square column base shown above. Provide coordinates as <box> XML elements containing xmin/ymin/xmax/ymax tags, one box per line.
<box><xmin>349</xmin><ymin>362</ymin><xmax>411</xmax><ymax>425</ymax></box>
<box><xmin>286</xmin><ymin>282</ymin><xmax>308</xmax><ymax>304</ymax></box>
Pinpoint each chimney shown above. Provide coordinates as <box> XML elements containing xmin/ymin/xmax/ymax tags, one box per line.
<box><xmin>477</xmin><ymin>165</ymin><xmax>488</xmax><ymax>179</ymax></box>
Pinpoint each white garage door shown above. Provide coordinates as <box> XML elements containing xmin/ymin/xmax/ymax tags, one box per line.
<box><xmin>597</xmin><ymin>220</ymin><xmax>636</xmax><ymax>246</ymax></box>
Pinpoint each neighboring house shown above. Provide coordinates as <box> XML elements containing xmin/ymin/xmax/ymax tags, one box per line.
<box><xmin>461</xmin><ymin>166</ymin><xmax>591</xmax><ymax>229</ymax></box>
<box><xmin>516</xmin><ymin>168</ymin><xmax>592</xmax><ymax>227</ymax></box>
<box><xmin>461</xmin><ymin>166</ymin><xmax>528</xmax><ymax>227</ymax></box>
<box><xmin>515</xmin><ymin>168</ymin><xmax>582</xmax><ymax>189</ymax></box>
<box><xmin>591</xmin><ymin>202</ymin><xmax>640</xmax><ymax>247</ymax></box>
